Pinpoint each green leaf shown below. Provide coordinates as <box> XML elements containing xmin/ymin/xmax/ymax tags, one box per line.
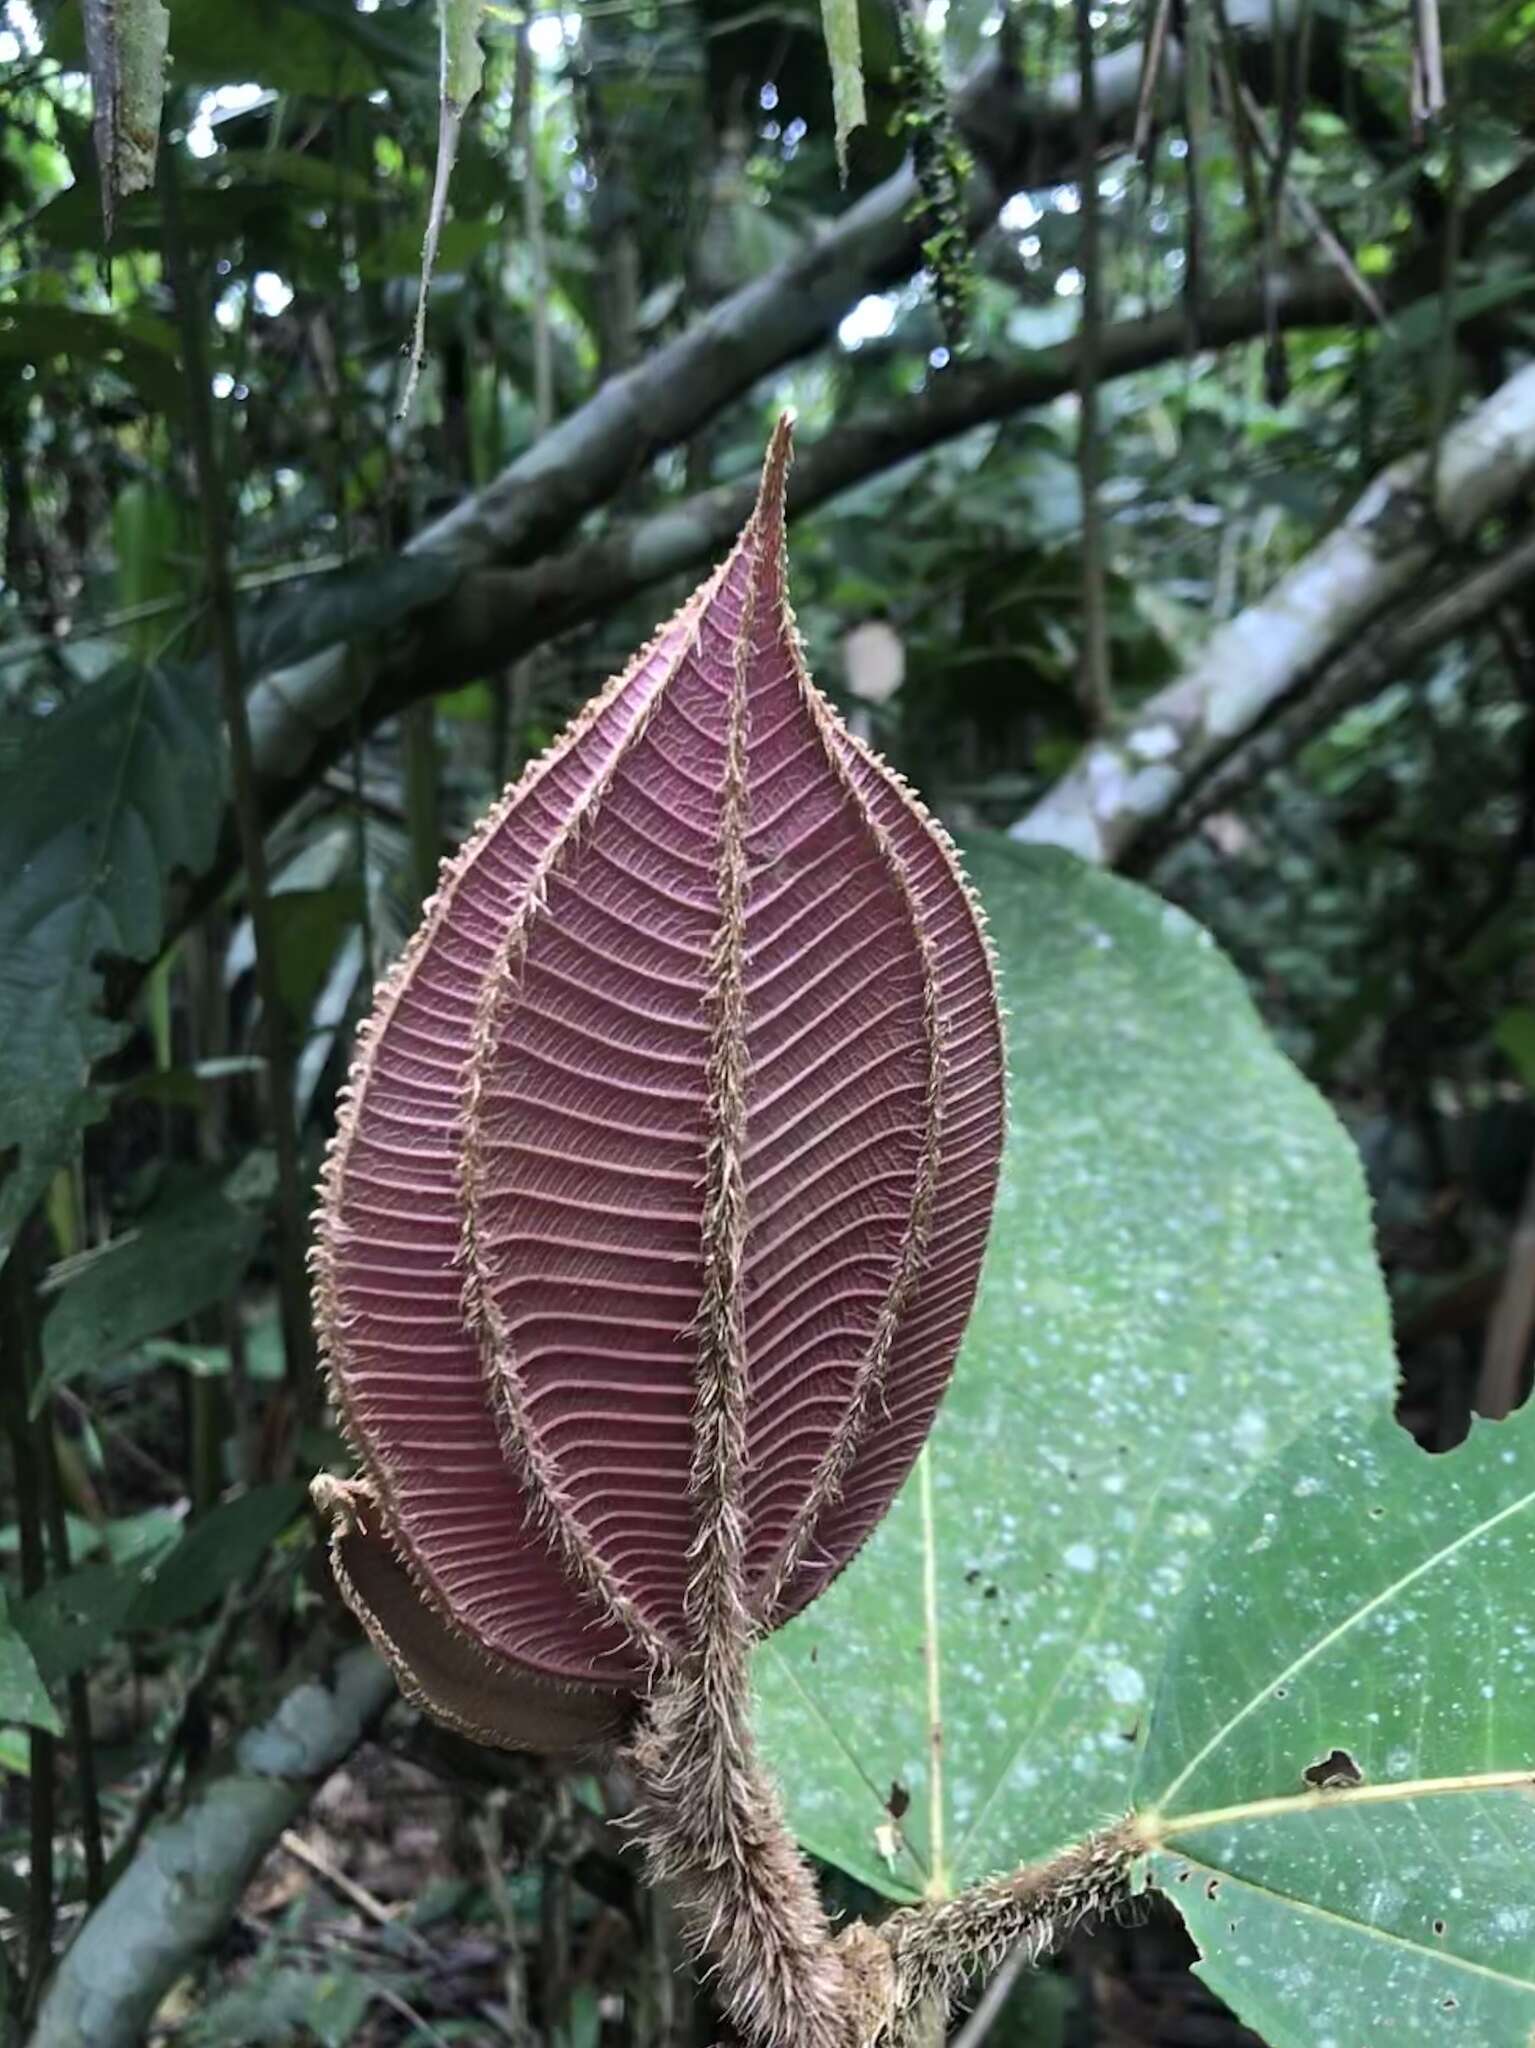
<box><xmin>441</xmin><ymin>0</ymin><xmax>485</xmax><ymax>111</ymax></box>
<box><xmin>128</xmin><ymin>1483</ymin><xmax>309</xmax><ymax>1630</ymax></box>
<box><xmin>0</xmin><ymin>305</ymin><xmax>184</xmax><ymax>417</ymax></box>
<box><xmin>1494</xmin><ymin>1007</ymin><xmax>1535</xmax><ymax>1094</ymax></box>
<box><xmin>51</xmin><ymin>0</ymin><xmax>423</xmax><ymax>99</ymax></box>
<box><xmin>0</xmin><ymin>662</ymin><xmax>224</xmax><ymax>1264</ymax></box>
<box><xmin>37</xmin><ymin>1176</ymin><xmax>261</xmax><ymax>1406</ymax></box>
<box><xmin>0</xmin><ymin>1597</ymin><xmax>63</xmax><ymax>1735</ymax></box>
<box><xmin>754</xmin><ymin>840</ymin><xmax>1395</xmax><ymax>1900</ymax></box>
<box><xmin>1136</xmin><ymin>1401</ymin><xmax>1535</xmax><ymax>2047</ymax></box>
<box><xmin>15</xmin><ymin>1563</ymin><xmax>143</xmax><ymax>1685</ymax></box>
<box><xmin>820</xmin><ymin>0</ymin><xmax>866</xmax><ymax>179</ymax></box>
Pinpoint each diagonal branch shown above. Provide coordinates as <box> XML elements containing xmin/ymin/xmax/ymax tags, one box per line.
<box><xmin>26</xmin><ymin>1643</ymin><xmax>394</xmax><ymax>2048</ymax></box>
<box><xmin>1012</xmin><ymin>361</ymin><xmax>1535</xmax><ymax>868</ymax></box>
<box><xmin>1135</xmin><ymin>523</ymin><xmax>1535</xmax><ymax>868</ymax></box>
<box><xmin>244</xmin><ymin>268</ymin><xmax>1359</xmax><ymax>812</ymax></box>
<box><xmin>406</xmin><ymin>0</ymin><xmax>1301</xmax><ymax>575</ymax></box>
<box><xmin>240</xmin><ymin>0</ymin><xmax>1314</xmax><ymax>796</ymax></box>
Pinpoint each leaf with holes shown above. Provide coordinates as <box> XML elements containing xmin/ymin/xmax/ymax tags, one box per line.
<box><xmin>752</xmin><ymin>844</ymin><xmax>1396</xmax><ymax>1901</ymax></box>
<box><xmin>1134</xmin><ymin>1399</ymin><xmax>1535</xmax><ymax>2048</ymax></box>
<box><xmin>311</xmin><ymin>418</ymin><xmax>1005</xmax><ymax>1752</ymax></box>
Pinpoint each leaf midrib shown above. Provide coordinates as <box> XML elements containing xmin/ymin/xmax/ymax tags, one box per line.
<box><xmin>1152</xmin><ymin>1766</ymin><xmax>1535</xmax><ymax>1837</ymax></box>
<box><xmin>1149</xmin><ymin>1478</ymin><xmax>1535</xmax><ymax>1815</ymax></box>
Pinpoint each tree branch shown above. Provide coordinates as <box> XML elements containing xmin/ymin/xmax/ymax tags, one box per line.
<box><xmin>403</xmin><ymin>0</ymin><xmax>1300</xmax><ymax>575</ymax></box>
<box><xmin>1012</xmin><ymin>360</ymin><xmax>1535</xmax><ymax>866</ymax></box>
<box><xmin>26</xmin><ymin>1644</ymin><xmax>393</xmax><ymax>2048</ymax></box>
<box><xmin>1136</xmin><ymin>522</ymin><xmax>1535</xmax><ymax>866</ymax></box>
<box><xmin>242</xmin><ymin>269</ymin><xmax>1357</xmax><ymax>817</ymax></box>
<box><xmin>239</xmin><ymin>0</ymin><xmax>1311</xmax><ymax>791</ymax></box>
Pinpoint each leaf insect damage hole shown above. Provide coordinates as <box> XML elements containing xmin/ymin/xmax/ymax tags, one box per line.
<box><xmin>1301</xmin><ymin>1747</ymin><xmax>1365</xmax><ymax>1791</ymax></box>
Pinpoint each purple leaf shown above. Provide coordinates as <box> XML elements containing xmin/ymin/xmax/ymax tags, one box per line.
<box><xmin>313</xmin><ymin>418</ymin><xmax>1004</xmax><ymax>1735</ymax></box>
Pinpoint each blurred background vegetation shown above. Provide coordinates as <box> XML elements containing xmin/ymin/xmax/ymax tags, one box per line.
<box><xmin>3</xmin><ymin>0</ymin><xmax>1535</xmax><ymax>2038</ymax></box>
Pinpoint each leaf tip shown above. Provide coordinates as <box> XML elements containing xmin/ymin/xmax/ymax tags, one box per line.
<box><xmin>754</xmin><ymin>410</ymin><xmax>797</xmax><ymax>533</ymax></box>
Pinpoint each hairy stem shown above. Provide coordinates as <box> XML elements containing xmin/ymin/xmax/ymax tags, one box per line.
<box><xmin>626</xmin><ymin>1670</ymin><xmax>863</xmax><ymax>2048</ymax></box>
<box><xmin>877</xmin><ymin>1822</ymin><xmax>1139</xmax><ymax>2037</ymax></box>
<box><xmin>629</xmin><ymin>1688</ymin><xmax>1140</xmax><ymax>2048</ymax></box>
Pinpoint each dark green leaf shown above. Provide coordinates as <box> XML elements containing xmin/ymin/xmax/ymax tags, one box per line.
<box><xmin>128</xmin><ymin>1483</ymin><xmax>308</xmax><ymax>1630</ymax></box>
<box><xmin>15</xmin><ymin>1562</ymin><xmax>143</xmax><ymax>1685</ymax></box>
<box><xmin>0</xmin><ymin>305</ymin><xmax>184</xmax><ymax>416</ymax></box>
<box><xmin>37</xmin><ymin>1176</ymin><xmax>261</xmax><ymax>1406</ymax></box>
<box><xmin>0</xmin><ymin>663</ymin><xmax>224</xmax><ymax>1264</ymax></box>
<box><xmin>0</xmin><ymin>1598</ymin><xmax>63</xmax><ymax>1734</ymax></box>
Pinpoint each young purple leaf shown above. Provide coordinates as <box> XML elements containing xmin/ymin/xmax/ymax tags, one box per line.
<box><xmin>312</xmin><ymin>417</ymin><xmax>1004</xmax><ymax>1747</ymax></box>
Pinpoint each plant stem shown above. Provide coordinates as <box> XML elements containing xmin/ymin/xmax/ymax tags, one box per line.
<box><xmin>401</xmin><ymin>700</ymin><xmax>442</xmax><ymax>918</ymax></box>
<box><xmin>1074</xmin><ymin>0</ymin><xmax>1112</xmax><ymax>733</ymax></box>
<box><xmin>0</xmin><ymin>1228</ymin><xmax>56</xmax><ymax>2004</ymax></box>
<box><xmin>158</xmin><ymin>133</ymin><xmax>317</xmax><ymax>1429</ymax></box>
<box><xmin>40</xmin><ymin>1419</ymin><xmax>104</xmax><ymax>1905</ymax></box>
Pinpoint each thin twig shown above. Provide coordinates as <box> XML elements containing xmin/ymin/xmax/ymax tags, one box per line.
<box><xmin>279</xmin><ymin>1828</ymin><xmax>431</xmax><ymax>1954</ymax></box>
<box><xmin>1132</xmin><ymin>0</ymin><xmax>1176</xmax><ymax>161</ymax></box>
<box><xmin>113</xmin><ymin>1580</ymin><xmax>247</xmax><ymax>1864</ymax></box>
<box><xmin>40</xmin><ymin>1420</ymin><xmax>103</xmax><ymax>1904</ymax></box>
<box><xmin>948</xmin><ymin>1938</ymin><xmax>1036</xmax><ymax>2048</ymax></box>
<box><xmin>1074</xmin><ymin>0</ymin><xmax>1112</xmax><ymax>730</ymax></box>
<box><xmin>1411</xmin><ymin>0</ymin><xmax>1446</xmax><ymax>134</ymax></box>
<box><xmin>474</xmin><ymin>1795</ymin><xmax>536</xmax><ymax>2048</ymax></box>
<box><xmin>514</xmin><ymin>23</ymin><xmax>554</xmax><ymax>439</ymax></box>
<box><xmin>1235</xmin><ymin>80</ymin><xmax>1386</xmax><ymax>326</ymax></box>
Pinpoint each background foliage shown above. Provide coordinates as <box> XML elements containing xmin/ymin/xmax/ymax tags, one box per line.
<box><xmin>4</xmin><ymin>0</ymin><xmax>1535</xmax><ymax>2040</ymax></box>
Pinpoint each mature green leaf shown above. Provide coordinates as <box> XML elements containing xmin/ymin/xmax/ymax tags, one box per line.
<box><xmin>754</xmin><ymin>840</ymin><xmax>1395</xmax><ymax>1900</ymax></box>
<box><xmin>37</xmin><ymin>1176</ymin><xmax>261</xmax><ymax>1406</ymax></box>
<box><xmin>237</xmin><ymin>555</ymin><xmax>461</xmax><ymax>679</ymax></box>
<box><xmin>0</xmin><ymin>1597</ymin><xmax>63</xmax><ymax>1734</ymax></box>
<box><xmin>821</xmin><ymin>0</ymin><xmax>866</xmax><ymax>178</ymax></box>
<box><xmin>128</xmin><ymin>1483</ymin><xmax>309</xmax><ymax>1630</ymax></box>
<box><xmin>0</xmin><ymin>663</ymin><xmax>224</xmax><ymax>1264</ymax></box>
<box><xmin>206</xmin><ymin>148</ymin><xmax>382</xmax><ymax>204</ymax></box>
<box><xmin>185</xmin><ymin>1955</ymin><xmax>379</xmax><ymax>2048</ymax></box>
<box><xmin>359</xmin><ymin>217</ymin><xmax>499</xmax><ymax>281</ymax></box>
<box><xmin>1136</xmin><ymin>1401</ymin><xmax>1535</xmax><ymax>2048</ymax></box>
